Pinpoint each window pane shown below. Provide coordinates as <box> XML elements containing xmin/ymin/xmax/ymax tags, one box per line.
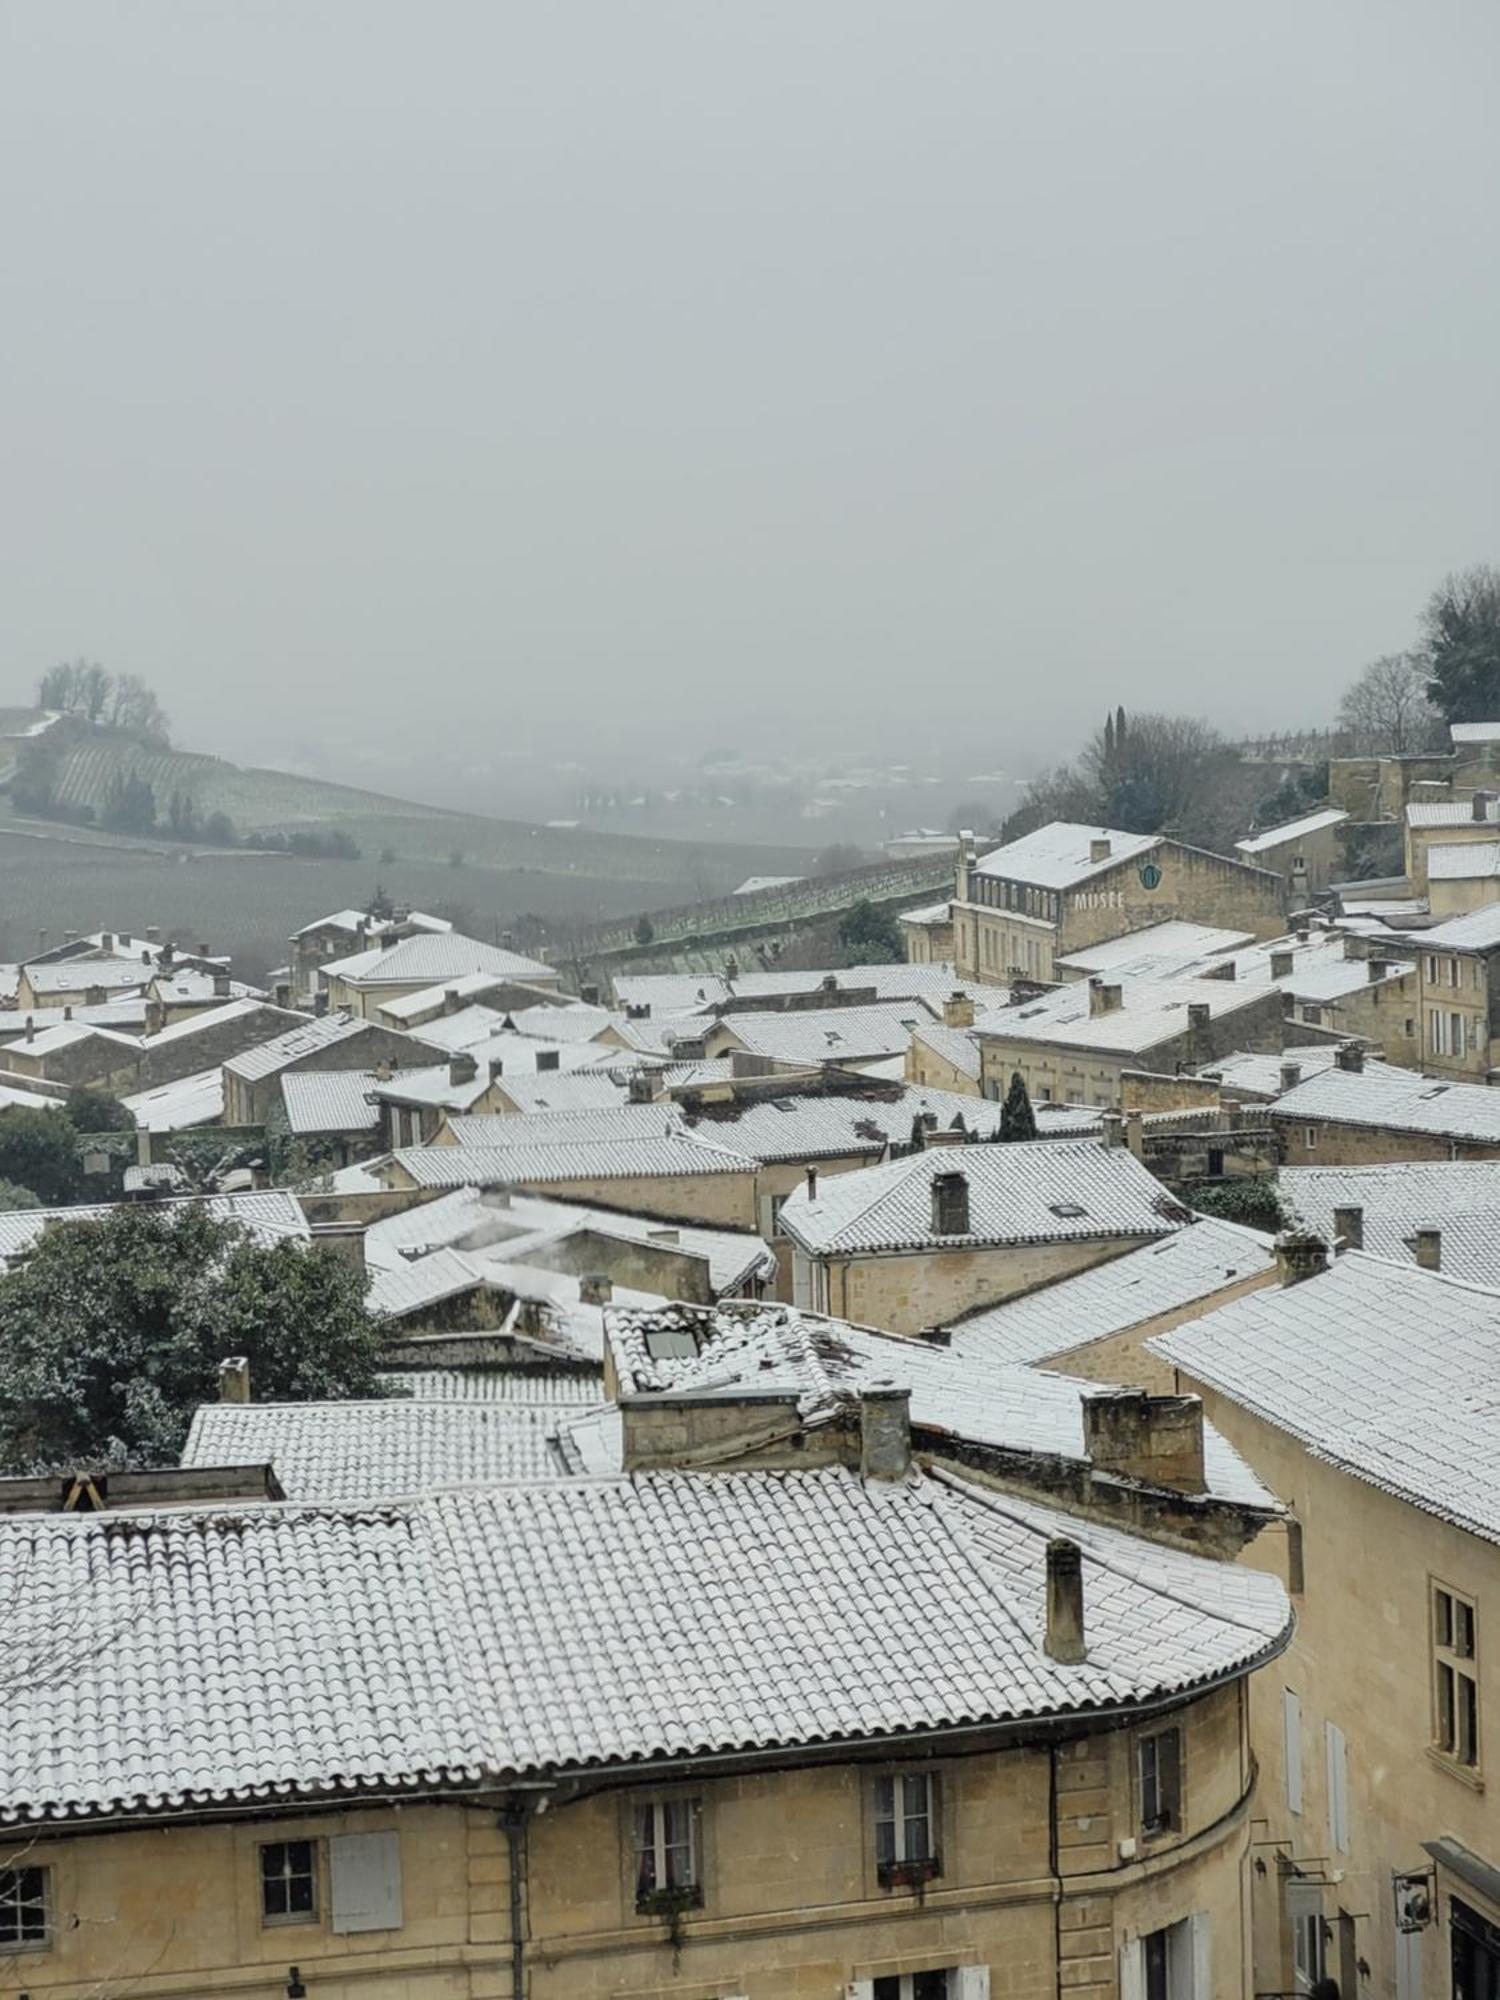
<box><xmin>1438</xmin><ymin>1662</ymin><xmax>1456</xmax><ymax>1752</ymax></box>
<box><xmin>1437</xmin><ymin>1591</ymin><xmax>1454</xmax><ymax>1648</ymax></box>
<box><xmin>913</xmin><ymin>1974</ymin><xmax>950</xmax><ymax>2000</ymax></box>
<box><xmin>1457</xmin><ymin>1600</ymin><xmax>1477</xmax><ymax>1659</ymax></box>
<box><xmin>0</xmin><ymin>1868</ymin><xmax>47</xmax><ymax>1947</ymax></box>
<box><xmin>633</xmin><ymin>1805</ymin><xmax>658</xmax><ymax>1899</ymax></box>
<box><xmin>1461</xmin><ymin>1672</ymin><xmax>1479</xmax><ymax>1766</ymax></box>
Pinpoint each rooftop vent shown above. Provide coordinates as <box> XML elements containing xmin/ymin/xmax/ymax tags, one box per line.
<box><xmin>930</xmin><ymin>1169</ymin><xmax>971</xmax><ymax>1237</ymax></box>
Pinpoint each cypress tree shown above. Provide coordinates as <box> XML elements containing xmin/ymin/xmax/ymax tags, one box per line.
<box><xmin>999</xmin><ymin>1071</ymin><xmax>1038</xmax><ymax>1142</ymax></box>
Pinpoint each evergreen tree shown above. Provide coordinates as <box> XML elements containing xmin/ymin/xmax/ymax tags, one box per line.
<box><xmin>998</xmin><ymin>1071</ymin><xmax>1037</xmax><ymax>1142</ymax></box>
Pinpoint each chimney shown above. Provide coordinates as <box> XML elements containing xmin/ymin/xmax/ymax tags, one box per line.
<box><xmin>535</xmin><ymin>1048</ymin><xmax>561</xmax><ymax>1072</ymax></box>
<box><xmin>578</xmin><ymin>1273</ymin><xmax>614</xmax><ymax>1305</ymax></box>
<box><xmin>448</xmin><ymin>1052</ymin><xmax>479</xmax><ymax>1087</ymax></box>
<box><xmin>212</xmin><ymin>971</ymin><xmax>230</xmax><ymax>997</ymax></box>
<box><xmin>141</xmin><ymin>948</ymin><xmax>152</xmax><ymax>965</ymax></box>
<box><xmin>1083</xmin><ymin>1389</ymin><xmax>1206</xmax><ymax>1495</ymax></box>
<box><xmin>919</xmin><ymin>1324</ymin><xmax>952</xmax><ymax>1347</ymax></box>
<box><xmin>955</xmin><ymin>829</ymin><xmax>976</xmax><ymax>902</ymax></box>
<box><xmin>1044</xmin><ymin>1538</ymin><xmax>1086</xmax><ymax>1663</ymax></box>
<box><xmin>274</xmin><ymin>981</ymin><xmax>291</xmax><ymax>1009</ymax></box>
<box><xmin>146</xmin><ymin>925</ymin><xmax>161</xmax><ymax>944</ymax></box>
<box><xmin>1334</xmin><ymin>1042</ymin><xmax>1365</xmax><ymax>1074</ymax></box>
<box><xmin>1089</xmin><ymin>836</ymin><xmax>1112</xmax><ymax>864</ymax></box>
<box><xmin>372</xmin><ymin>1057</ymin><xmax>394</xmax><ymax>1083</ymax></box>
<box><xmin>1270</xmin><ymin>950</ymin><xmax>1295</xmax><ymax>980</ymax></box>
<box><xmin>805</xmin><ymin>1164</ymin><xmax>819</xmax><ymax>1202</ymax></box>
<box><xmin>943</xmin><ymin>990</ymin><xmax>975</xmax><ymax>1030</ymax></box>
<box><xmin>859</xmin><ymin>1383</ymin><xmax>911</xmax><ymax>1483</ymax></box>
<box><xmin>101</xmin><ymin>932</ymin><xmax>113</xmax><ymax>953</ymax></box>
<box><xmin>1124</xmin><ymin>1107</ymin><xmax>1144</xmax><ymax>1159</ymax></box>
<box><xmin>1474</xmin><ymin>790</ymin><xmax>1491</xmax><ymax>823</ymax></box>
<box><xmin>1411</xmin><ymin>1228</ymin><xmax>1442</xmax><ymax>1272</ymax></box>
<box><xmin>118</xmin><ymin>931</ymin><xmax>130</xmax><ymax>948</ymax></box>
<box><xmin>313</xmin><ymin>991</ymin><xmax>329</xmax><ymax>1017</ymax></box>
<box><xmin>1186</xmin><ymin>1002</ymin><xmax>1211</xmax><ymax>1031</ymax></box>
<box><xmin>1291</xmin><ymin>911</ymin><xmax>1311</xmax><ymax>939</ymax></box>
<box><xmin>1368</xmin><ymin>957</ymin><xmax>1393</xmax><ymax>983</ymax></box>
<box><xmin>1279</xmin><ymin>1060</ymin><xmax>1302</xmax><ymax>1093</ymax></box>
<box><xmin>1101</xmin><ymin>1109</ymin><xmax>1124</xmax><ymax>1148</ymax></box>
<box><xmin>1332</xmin><ymin>1204</ymin><xmax>1364</xmax><ymax>1251</ymax></box>
<box><xmin>443</xmin><ymin>986</ymin><xmax>461</xmax><ymax>1013</ymax></box>
<box><xmin>930</xmin><ymin>1168</ymin><xmax>971</xmax><ymax>1236</ymax></box>
<box><xmin>218</xmin><ymin>1357</ymin><xmax>251</xmax><ymax>1404</ymax></box>
<box><xmin>144</xmin><ymin>998</ymin><xmax>165</xmax><ymax>1037</ymax></box>
<box><xmin>488</xmin><ymin>1057</ymin><xmax>505</xmax><ymax>1081</ymax></box>
<box><xmin>1276</xmin><ymin>1228</ymin><xmax>1329</xmax><ymax>1287</ymax></box>
<box><xmin>580</xmin><ymin>983</ymin><xmax>600</xmax><ymax>1006</ymax></box>
<box><xmin>63</xmin><ymin>1005</ymin><xmax>72</xmax><ymax>1022</ymax></box>
<box><xmin>24</xmin><ymin>1016</ymin><xmax>34</xmax><ymax>1044</ymax></box>
<box><xmin>627</xmin><ymin>1069</ymin><xmax>658</xmax><ymax>1103</ymax></box>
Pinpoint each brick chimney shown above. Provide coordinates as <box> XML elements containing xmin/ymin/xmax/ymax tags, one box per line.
<box><xmin>1276</xmin><ymin>1228</ymin><xmax>1329</xmax><ymax>1286</ymax></box>
<box><xmin>1083</xmin><ymin>1389</ymin><xmax>1206</xmax><ymax>1495</ymax></box>
<box><xmin>859</xmin><ymin>1383</ymin><xmax>911</xmax><ymax>1482</ymax></box>
<box><xmin>1044</xmin><ymin>1538</ymin><xmax>1086</xmax><ymax>1663</ymax></box>
<box><xmin>1089</xmin><ymin>836</ymin><xmax>1112</xmax><ymax>864</ymax></box>
<box><xmin>218</xmin><ymin>1357</ymin><xmax>251</xmax><ymax>1404</ymax></box>
<box><xmin>1411</xmin><ymin>1228</ymin><xmax>1442</xmax><ymax>1272</ymax></box>
<box><xmin>943</xmin><ymin>990</ymin><xmax>975</xmax><ymax>1029</ymax></box>
<box><xmin>930</xmin><ymin>1169</ymin><xmax>971</xmax><ymax>1236</ymax></box>
<box><xmin>1334</xmin><ymin>1042</ymin><xmax>1365</xmax><ymax>1074</ymax></box>
<box><xmin>1332</xmin><ymin>1204</ymin><xmax>1364</xmax><ymax>1251</ymax></box>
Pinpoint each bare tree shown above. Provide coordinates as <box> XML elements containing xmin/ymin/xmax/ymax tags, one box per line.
<box><xmin>1337</xmin><ymin>652</ymin><xmax>1444</xmax><ymax>755</ymax></box>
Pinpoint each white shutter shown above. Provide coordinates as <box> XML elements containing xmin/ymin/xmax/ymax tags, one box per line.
<box><xmin>329</xmin><ymin>1830</ymin><xmax>403</xmax><ymax>1934</ymax></box>
<box><xmin>1395</xmin><ymin>1927</ymin><xmax>1423</xmax><ymax>2000</ymax></box>
<box><xmin>1189</xmin><ymin>1912</ymin><xmax>1211</xmax><ymax>1997</ymax></box>
<box><xmin>954</xmin><ymin>1970</ymin><xmax>991</xmax><ymax>2000</ymax></box>
<box><xmin>1118</xmin><ymin>1940</ymin><xmax>1145</xmax><ymax>2000</ymax></box>
<box><xmin>1325</xmin><ymin>1721</ymin><xmax>1349</xmax><ymax>1853</ymax></box>
<box><xmin>844</xmin><ymin>1985</ymin><xmax>875</xmax><ymax>2000</ymax></box>
<box><xmin>1283</xmin><ymin>1689</ymin><xmax>1303</xmax><ymax>1814</ymax></box>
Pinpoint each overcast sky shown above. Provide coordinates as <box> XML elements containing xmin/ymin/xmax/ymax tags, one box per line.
<box><xmin>3</xmin><ymin>1</ymin><xmax>1498</xmax><ymax>784</ymax></box>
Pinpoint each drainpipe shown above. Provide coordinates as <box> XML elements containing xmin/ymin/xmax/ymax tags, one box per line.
<box><xmin>500</xmin><ymin>1795</ymin><xmax>529</xmax><ymax>1997</ymax></box>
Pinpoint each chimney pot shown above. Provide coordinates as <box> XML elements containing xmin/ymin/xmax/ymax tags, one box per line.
<box><xmin>1412</xmin><ymin>1227</ymin><xmax>1442</xmax><ymax>1272</ymax></box>
<box><xmin>859</xmin><ymin>1383</ymin><xmax>911</xmax><ymax>1483</ymax></box>
<box><xmin>805</xmin><ymin>1164</ymin><xmax>819</xmax><ymax>1202</ymax></box>
<box><xmin>218</xmin><ymin>1357</ymin><xmax>251</xmax><ymax>1404</ymax></box>
<box><xmin>1334</xmin><ymin>1042</ymin><xmax>1365</xmax><ymax>1074</ymax></box>
<box><xmin>1276</xmin><ymin>1228</ymin><xmax>1329</xmax><ymax>1287</ymax></box>
<box><xmin>1474</xmin><ymin>791</ymin><xmax>1491</xmax><ymax>823</ymax></box>
<box><xmin>930</xmin><ymin>1168</ymin><xmax>971</xmax><ymax>1236</ymax></box>
<box><xmin>1082</xmin><ymin>1388</ymin><xmax>1206</xmax><ymax>1495</ymax></box>
<box><xmin>1045</xmin><ymin>1537</ymin><xmax>1087</xmax><ymax>1663</ymax></box>
<box><xmin>1332</xmin><ymin>1204</ymin><xmax>1364</xmax><ymax>1251</ymax></box>
<box><xmin>1186</xmin><ymin>1002</ymin><xmax>1211</xmax><ymax>1031</ymax></box>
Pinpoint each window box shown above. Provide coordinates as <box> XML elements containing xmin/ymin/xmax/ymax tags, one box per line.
<box><xmin>878</xmin><ymin>1854</ymin><xmax>943</xmax><ymax>1890</ymax></box>
<box><xmin>635</xmin><ymin>1882</ymin><xmax>704</xmax><ymax>1919</ymax></box>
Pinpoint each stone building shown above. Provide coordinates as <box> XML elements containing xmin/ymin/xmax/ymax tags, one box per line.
<box><xmin>319</xmin><ymin>932</ymin><xmax>559</xmax><ymax>1018</ymax></box>
<box><xmin>1408</xmin><ymin>906</ymin><xmax>1500</xmax><ymax>1080</ymax></box>
<box><xmin>1152</xmin><ymin>1248</ymin><xmax>1500</xmax><ymax>1999</ymax></box>
<box><xmin>1272</xmin><ymin>1047</ymin><xmax>1500</xmax><ymax>1164</ymax></box>
<box><xmin>1404</xmin><ymin>792</ymin><xmax>1500</xmax><ymax>895</ymax></box>
<box><xmin>221</xmin><ymin>1014</ymin><xmax>443</xmax><ymax>1124</ymax></box>
<box><xmin>1234</xmin><ymin>805</ymin><xmax>1350</xmax><ymax>901</ymax></box>
<box><xmin>948</xmin><ymin>822</ymin><xmax>1285</xmax><ymax>989</ymax></box>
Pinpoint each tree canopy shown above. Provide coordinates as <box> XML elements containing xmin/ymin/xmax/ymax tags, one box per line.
<box><xmin>0</xmin><ymin>1204</ymin><xmax>384</xmax><ymax>1471</ymax></box>
<box><xmin>1420</xmin><ymin>566</ymin><xmax>1500</xmax><ymax>724</ymax></box>
<box><xmin>1337</xmin><ymin>653</ymin><xmax>1443</xmax><ymax>755</ymax></box>
<box><xmin>838</xmin><ymin>897</ymin><xmax>904</xmax><ymax>964</ymax></box>
<box><xmin>36</xmin><ymin>661</ymin><xmax>170</xmax><ymax>746</ymax></box>
<box><xmin>62</xmin><ymin>1087</ymin><xmax>135</xmax><ymax>1134</ymax></box>
<box><xmin>998</xmin><ymin>1072</ymin><xmax>1037</xmax><ymax>1142</ymax></box>
<box><xmin>0</xmin><ymin>1107</ymin><xmax>81</xmax><ymax>1206</ymax></box>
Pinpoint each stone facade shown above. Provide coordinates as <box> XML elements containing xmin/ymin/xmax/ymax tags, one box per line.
<box><xmin>3</xmin><ymin>1683</ymin><xmax>1259</xmax><ymax>1999</ymax></box>
<box><xmin>1415</xmin><ymin>941</ymin><xmax>1500</xmax><ymax>1081</ymax></box>
<box><xmin>792</xmin><ymin>1233</ymin><xmax>1147</xmax><ymax>1335</ymax></box>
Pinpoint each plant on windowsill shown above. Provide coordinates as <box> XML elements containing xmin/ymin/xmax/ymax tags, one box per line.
<box><xmin>637</xmin><ymin>1884</ymin><xmax>703</xmax><ymax>1970</ymax></box>
<box><xmin>878</xmin><ymin>1854</ymin><xmax>942</xmax><ymax>1893</ymax></box>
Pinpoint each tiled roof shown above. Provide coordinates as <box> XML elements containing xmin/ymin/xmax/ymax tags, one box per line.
<box><xmin>140</xmin><ymin>997</ymin><xmax>282</xmax><ymax>1047</ymax></box>
<box><xmin>223</xmin><ymin>1012</ymin><xmax>370</xmax><ymax>1082</ymax></box>
<box><xmin>1282</xmin><ymin>1163</ymin><xmax>1500</xmax><ymax>1286</ymax></box>
<box><xmin>150</xmin><ymin>971</ymin><xmax>264</xmax><ymax>1004</ymax></box>
<box><xmin>948</xmin><ymin>1218</ymin><xmax>1276</xmax><ymax>1366</ymax></box>
<box><xmin>182</xmin><ymin>1398</ymin><xmax>579</xmax><ymax>1500</ymax></box>
<box><xmin>975</xmin><ymin>978</ymin><xmax>1270</xmax><ymax>1056</ymax></box>
<box><xmin>1451</xmin><ymin>723</ymin><xmax>1500</xmax><ymax>744</ymax></box>
<box><xmin>391</xmin><ymin>1132</ymin><xmax>752</xmax><ymax>1189</ymax></box>
<box><xmin>325</xmin><ymin>933</ymin><xmax>553</xmax><ymax>987</ymax></box>
<box><xmin>1194</xmin><ymin>1046</ymin><xmax>1393</xmax><ymax>1100</ymax></box>
<box><xmin>366</xmin><ymin>1246</ymin><xmax>488</xmax><ymax>1318</ymax></box>
<box><xmin>376</xmin><ymin>1367</ymin><xmax>603</xmax><ymax>1405</ymax></box>
<box><xmin>503</xmin><ymin>1003</ymin><xmax>616</xmax><ymax>1044</ymax></box>
<box><xmin>677</xmin><ymin>1085</ymin><xmax>998</xmax><ymax>1162</ymax></box>
<box><xmin>492</xmin><ymin>1070</ymin><xmax>634</xmax><ymax>1113</ymax></box>
<box><xmin>898</xmin><ymin>901</ymin><xmax>952</xmax><ymax>925</ymax></box>
<box><xmin>1273</xmin><ymin>1065</ymin><xmax>1500</xmax><ymax>1143</ymax></box>
<box><xmin>778</xmin><ymin>1139</ymin><xmax>1185</xmax><ymax>1255</ymax></box>
<box><xmin>441</xmin><ymin>1104</ymin><xmax>694</xmax><ymax>1150</ymax></box>
<box><xmin>0</xmin><ymin>1464</ymin><xmax>1289</xmax><ymax>1823</ymax></box>
<box><xmin>1428</xmin><ymin>844</ymin><xmax>1500</xmax><ymax>882</ymax></box>
<box><xmin>707</xmin><ymin>1002</ymin><xmax>937</xmax><ymax>1066</ymax></box>
<box><xmin>121</xmin><ymin>1068</ymin><xmax>224</xmax><ymax>1131</ymax></box>
<box><xmin>20</xmin><ymin>960</ymin><xmax>150</xmax><ymax>995</ymax></box>
<box><xmin>1151</xmin><ymin>1252</ymin><xmax>1500</xmax><ymax>1544</ymax></box>
<box><xmin>1415</xmin><ymin>905</ymin><xmax>1500</xmax><ymax>951</ymax></box>
<box><xmin>1056</xmin><ymin>922</ymin><xmax>1253</xmax><ymax>981</ymax></box>
<box><xmin>610</xmin><ymin>964</ymin><xmax>962</xmax><ymax>1017</ymax></box>
<box><xmin>2</xmin><ymin>1020</ymin><xmax>140</xmax><ymax>1058</ymax></box>
<box><xmin>1235</xmin><ymin>807</ymin><xmax>1348</xmax><ymax>854</ymax></box>
<box><xmin>971</xmin><ymin>822</ymin><xmax>1159</xmax><ymax>890</ymax></box>
<box><xmin>281</xmin><ymin>1069</ymin><xmax>387</xmax><ymax>1135</ymax></box>
<box><xmin>0</xmin><ymin>1190</ymin><xmax>310</xmax><ymax>1270</ymax></box>
<box><xmin>1407</xmin><ymin>799</ymin><xmax>1500</xmax><ymax>827</ymax></box>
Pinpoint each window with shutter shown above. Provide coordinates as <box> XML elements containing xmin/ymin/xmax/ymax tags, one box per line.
<box><xmin>328</xmin><ymin>1830</ymin><xmax>402</xmax><ymax>1935</ymax></box>
<box><xmin>1325</xmin><ymin>1721</ymin><xmax>1349</xmax><ymax>1853</ymax></box>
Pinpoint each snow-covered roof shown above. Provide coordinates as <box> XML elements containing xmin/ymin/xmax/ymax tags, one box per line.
<box><xmin>1194</xmin><ymin>1047</ymin><xmax>1400</xmax><ymax>1101</ymax></box>
<box><xmin>1407</xmin><ymin>799</ymin><xmax>1500</xmax><ymax>827</ymax></box>
<box><xmin>0</xmin><ymin>1190</ymin><xmax>309</xmax><ymax>1271</ymax></box>
<box><xmin>948</xmin><ymin>1217</ymin><xmax>1276</xmax><ymax>1367</ymax></box>
<box><xmin>609</xmin><ymin>964</ymin><xmax>961</xmax><ymax>1017</ymax></box>
<box><xmin>1152</xmin><ymin>1252</ymin><xmax>1500</xmax><ymax>1545</ymax></box>
<box><xmin>909</xmin><ymin>1020</ymin><xmax>983</xmax><ymax>1082</ymax></box>
<box><xmin>121</xmin><ymin>1068</ymin><xmax>224</xmax><ymax>1131</ymax></box>
<box><xmin>223</xmin><ymin>1012</ymin><xmax>369</xmax><ymax>1082</ymax></box>
<box><xmin>440</xmin><ymin>1103</ymin><xmax>695</xmax><ymax>1150</ymax></box>
<box><xmin>675</xmin><ymin>1084</ymin><xmax>997</xmax><ymax>1161</ymax></box>
<box><xmin>1056</xmin><ymin>922</ymin><xmax>1253</xmax><ymax>981</ymax></box>
<box><xmin>20</xmin><ymin>960</ymin><xmax>150</xmax><ymax>996</ymax></box>
<box><xmin>324</xmin><ymin>933</ymin><xmax>553</xmax><ymax>988</ymax></box>
<box><xmin>390</xmin><ymin>1132</ymin><xmax>752</xmax><ymax>1190</ymax></box>
<box><xmin>280</xmin><ymin>1069</ymin><xmax>396</xmax><ymax>1136</ymax></box>
<box><xmin>976</xmin><ymin>977</ymin><xmax>1270</xmax><ymax>1056</ymax></box>
<box><xmin>971</xmin><ymin>823</ymin><xmax>1160</xmax><ymax>891</ymax></box>
<box><xmin>1274</xmin><ymin>1065</ymin><xmax>1500</xmax><ymax>1144</ymax></box>
<box><xmin>778</xmin><ymin>1139</ymin><xmax>1185</xmax><ymax>1256</ymax></box>
<box><xmin>898</xmin><ymin>901</ymin><xmax>952</xmax><ymax>926</ymax></box>
<box><xmin>1427</xmin><ymin>844</ymin><xmax>1500</xmax><ymax>882</ymax></box>
<box><xmin>1281</xmin><ymin>1162</ymin><xmax>1500</xmax><ymax>1286</ymax></box>
<box><xmin>0</xmin><ymin>1463</ymin><xmax>1289</xmax><ymax>1823</ymax></box>
<box><xmin>706</xmin><ymin>1002</ymin><xmax>937</xmax><ymax>1066</ymax></box>
<box><xmin>1451</xmin><ymin>723</ymin><xmax>1500</xmax><ymax>746</ymax></box>
<box><xmin>1235</xmin><ymin>807</ymin><xmax>1348</xmax><ymax>854</ymax></box>
<box><xmin>1415</xmin><ymin>905</ymin><xmax>1500</xmax><ymax>951</ymax></box>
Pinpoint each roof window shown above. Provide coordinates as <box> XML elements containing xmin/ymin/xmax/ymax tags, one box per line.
<box><xmin>1049</xmin><ymin>1201</ymin><xmax>1088</xmax><ymax>1219</ymax></box>
<box><xmin>643</xmin><ymin>1328</ymin><xmax>699</xmax><ymax>1361</ymax></box>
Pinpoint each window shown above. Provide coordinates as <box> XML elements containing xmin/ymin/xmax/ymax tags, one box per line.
<box><xmin>1450</xmin><ymin>958</ymin><xmax>1461</xmax><ymax>988</ymax></box>
<box><xmin>1130</xmin><ymin>1915</ymin><xmax>1208</xmax><ymax>1999</ymax></box>
<box><xmin>261</xmin><ymin>1841</ymin><xmax>317</xmax><ymax>1924</ymax></box>
<box><xmin>1289</xmin><ymin>1880</ymin><xmax>1326</xmax><ymax>1993</ymax></box>
<box><xmin>633</xmin><ymin>1798</ymin><xmax>701</xmax><ymax>1908</ymax></box>
<box><xmin>1305</xmin><ymin>1125</ymin><xmax>1317</xmax><ymax>1150</ymax></box>
<box><xmin>873</xmin><ymin>1975</ymin><xmax>954</xmax><ymax>2000</ymax></box>
<box><xmin>1433</xmin><ymin>1581</ymin><xmax>1480</xmax><ymax>1769</ymax></box>
<box><xmin>1453</xmin><ymin>1011</ymin><xmax>1466</xmax><ymax>1055</ymax></box>
<box><xmin>1139</xmin><ymin>1726</ymin><xmax>1181</xmax><ymax>1834</ymax></box>
<box><xmin>1427</xmin><ymin>955</ymin><xmax>1440</xmax><ymax>982</ymax></box>
<box><xmin>0</xmin><ymin>1868</ymin><xmax>47</xmax><ymax>1951</ymax></box>
<box><xmin>874</xmin><ymin>1771</ymin><xmax>940</xmax><ymax>1885</ymax></box>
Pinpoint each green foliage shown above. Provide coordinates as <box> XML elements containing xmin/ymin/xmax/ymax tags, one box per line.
<box><xmin>0</xmin><ymin>1107</ymin><xmax>81</xmax><ymax>1206</ymax></box>
<box><xmin>1422</xmin><ymin>566</ymin><xmax>1500</xmax><ymax>723</ymax></box>
<box><xmin>1182</xmin><ymin>1175</ymin><xmax>1288</xmax><ymax>1233</ymax></box>
<box><xmin>101</xmin><ymin>767</ymin><xmax>158</xmax><ymax>834</ymax></box>
<box><xmin>837</xmin><ymin>897</ymin><xmax>904</xmax><ymax>964</ymax></box>
<box><xmin>634</xmin><ymin>914</ymin><xmax>655</xmax><ymax>947</ymax></box>
<box><xmin>62</xmin><ymin>1087</ymin><xmax>135</xmax><ymax>1134</ymax></box>
<box><xmin>0</xmin><ymin>1204</ymin><xmax>384</xmax><ymax>1471</ymax></box>
<box><xmin>998</xmin><ymin>1071</ymin><xmax>1037</xmax><ymax>1142</ymax></box>
<box><xmin>1253</xmin><ymin>761</ymin><xmax>1330</xmax><ymax>831</ymax></box>
<box><xmin>0</xmin><ymin>1180</ymin><xmax>42</xmax><ymax>1212</ymax></box>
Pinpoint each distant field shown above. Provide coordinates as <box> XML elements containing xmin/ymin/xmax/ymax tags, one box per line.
<box><xmin>43</xmin><ymin>741</ymin><xmax>813</xmax><ymax>887</ymax></box>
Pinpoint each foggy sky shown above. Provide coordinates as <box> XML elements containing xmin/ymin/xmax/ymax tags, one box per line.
<box><xmin>3</xmin><ymin>1</ymin><xmax>1499</xmax><ymax>785</ymax></box>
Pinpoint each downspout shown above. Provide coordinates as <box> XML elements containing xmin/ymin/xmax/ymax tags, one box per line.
<box><xmin>500</xmin><ymin>1795</ymin><xmax>529</xmax><ymax>1998</ymax></box>
<box><xmin>1049</xmin><ymin>1742</ymin><xmax>1064</xmax><ymax>2000</ymax></box>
